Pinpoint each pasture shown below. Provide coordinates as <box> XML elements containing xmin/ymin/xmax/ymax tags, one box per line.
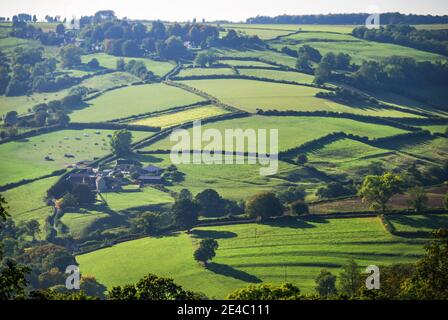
<box><xmin>0</xmin><ymin>129</ymin><xmax>152</xmax><ymax>186</ymax></box>
<box><xmin>144</xmin><ymin>115</ymin><xmax>407</xmax><ymax>153</ymax></box>
<box><xmin>0</xmin><ymin>72</ymin><xmax>140</xmax><ymax>116</ymax></box>
<box><xmin>69</xmin><ymin>83</ymin><xmax>204</xmax><ymax>122</ymax></box>
<box><xmin>131</xmin><ymin>105</ymin><xmax>229</xmax><ymax>128</ymax></box>
<box><xmin>176</xmin><ymin>67</ymin><xmax>236</xmax><ymax>77</ymax></box>
<box><xmin>104</xmin><ymin>186</ymin><xmax>174</xmax><ymax>212</ymax></box>
<box><xmin>177</xmin><ymin>79</ymin><xmax>418</xmax><ymax>117</ymax></box>
<box><xmin>77</xmin><ymin>216</ymin><xmax>427</xmax><ymax>298</ymax></box>
<box><xmin>272</xmin><ymin>39</ymin><xmax>447</xmax><ymax>64</ymax></box>
<box><xmin>81</xmin><ymin>53</ymin><xmax>175</xmax><ymax>77</ymax></box>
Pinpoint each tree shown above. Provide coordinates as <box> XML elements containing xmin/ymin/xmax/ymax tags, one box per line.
<box><xmin>314</xmin><ymin>62</ymin><xmax>331</xmax><ymax>84</ymax></box>
<box><xmin>110</xmin><ymin>129</ymin><xmax>132</xmax><ymax>157</ymax></box>
<box><xmin>0</xmin><ymin>259</ymin><xmax>30</xmax><ymax>300</ymax></box>
<box><xmin>38</xmin><ymin>268</ymin><xmax>65</xmax><ymax>288</ymax></box>
<box><xmin>131</xmin><ymin>212</ymin><xmax>159</xmax><ymax>234</ymax></box>
<box><xmin>315</xmin><ymin>269</ymin><xmax>337</xmax><ymax>297</ymax></box>
<box><xmin>108</xmin><ymin>273</ymin><xmax>202</xmax><ymax>300</ymax></box>
<box><xmin>22</xmin><ymin>219</ymin><xmax>40</xmax><ymax>242</ymax></box>
<box><xmin>295</xmin><ymin>154</ymin><xmax>308</xmax><ymax>165</ymax></box>
<box><xmin>358</xmin><ymin>173</ymin><xmax>403</xmax><ymax>213</ymax></box>
<box><xmin>408</xmin><ymin>186</ymin><xmax>428</xmax><ymax>212</ymax></box>
<box><xmin>55</xmin><ymin>23</ymin><xmax>65</xmax><ymax>35</ymax></box>
<box><xmin>59</xmin><ymin>45</ymin><xmax>81</xmax><ymax>68</ymax></box>
<box><xmin>172</xmin><ymin>197</ymin><xmax>200</xmax><ymax>231</ymax></box>
<box><xmin>194</xmin><ymin>52</ymin><xmax>210</xmax><ymax>67</ymax></box>
<box><xmin>4</xmin><ymin>111</ymin><xmax>18</xmax><ymax>126</ymax></box>
<box><xmin>195</xmin><ymin>189</ymin><xmax>226</xmax><ymax>217</ymax></box>
<box><xmin>80</xmin><ymin>276</ymin><xmax>107</xmax><ymax>299</ymax></box>
<box><xmin>316</xmin><ymin>182</ymin><xmax>354</xmax><ymax>199</ymax></box>
<box><xmin>401</xmin><ymin>229</ymin><xmax>448</xmax><ymax>299</ymax></box>
<box><xmin>193</xmin><ymin>238</ymin><xmax>219</xmax><ymax>265</ymax></box>
<box><xmin>276</xmin><ymin>186</ymin><xmax>306</xmax><ymax>205</ymax></box>
<box><xmin>338</xmin><ymin>259</ymin><xmax>362</xmax><ymax>296</ymax></box>
<box><xmin>245</xmin><ymin>192</ymin><xmax>283</xmax><ymax>221</ymax></box>
<box><xmin>60</xmin><ymin>192</ymin><xmax>78</xmax><ymax>209</ymax></box>
<box><xmin>0</xmin><ymin>194</ymin><xmax>9</xmax><ymax>222</ymax></box>
<box><xmin>116</xmin><ymin>58</ymin><xmax>125</xmax><ymax>71</ymax></box>
<box><xmin>121</xmin><ymin>40</ymin><xmax>141</xmax><ymax>57</ymax></box>
<box><xmin>289</xmin><ymin>200</ymin><xmax>309</xmax><ymax>216</ymax></box>
<box><xmin>227</xmin><ymin>283</ymin><xmax>301</xmax><ymax>300</ymax></box>
<box><xmin>72</xmin><ymin>184</ymin><xmax>96</xmax><ymax>206</ymax></box>
<box><xmin>87</xmin><ymin>58</ymin><xmax>100</xmax><ymax>68</ymax></box>
<box><xmin>177</xmin><ymin>188</ymin><xmax>193</xmax><ymax>201</ymax></box>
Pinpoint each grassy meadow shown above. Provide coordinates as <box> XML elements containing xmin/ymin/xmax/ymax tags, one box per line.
<box><xmin>77</xmin><ymin>216</ymin><xmax>428</xmax><ymax>298</ymax></box>
<box><xmin>131</xmin><ymin>105</ymin><xmax>230</xmax><ymax>128</ymax></box>
<box><xmin>70</xmin><ymin>83</ymin><xmax>204</xmax><ymax>122</ymax></box>
<box><xmin>144</xmin><ymin>115</ymin><xmax>407</xmax><ymax>153</ymax></box>
<box><xmin>0</xmin><ymin>129</ymin><xmax>152</xmax><ymax>186</ymax></box>
<box><xmin>179</xmin><ymin>79</ymin><xmax>417</xmax><ymax>117</ymax></box>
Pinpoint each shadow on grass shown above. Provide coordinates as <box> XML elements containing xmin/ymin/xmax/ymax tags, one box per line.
<box><xmin>206</xmin><ymin>262</ymin><xmax>262</xmax><ymax>283</ymax></box>
<box><xmin>191</xmin><ymin>229</ymin><xmax>237</xmax><ymax>239</ymax></box>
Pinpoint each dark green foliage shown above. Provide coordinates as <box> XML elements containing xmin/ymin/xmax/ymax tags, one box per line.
<box><xmin>276</xmin><ymin>186</ymin><xmax>306</xmax><ymax>205</ymax></box>
<box><xmin>195</xmin><ymin>189</ymin><xmax>226</xmax><ymax>217</ymax></box>
<box><xmin>71</xmin><ymin>184</ymin><xmax>96</xmax><ymax>206</ymax></box>
<box><xmin>110</xmin><ymin>129</ymin><xmax>132</xmax><ymax>157</ymax></box>
<box><xmin>317</xmin><ymin>182</ymin><xmax>355</xmax><ymax>199</ymax></box>
<box><xmin>246</xmin><ymin>192</ymin><xmax>283</xmax><ymax>220</ymax></box>
<box><xmin>289</xmin><ymin>200</ymin><xmax>309</xmax><ymax>215</ymax></box>
<box><xmin>227</xmin><ymin>283</ymin><xmax>301</xmax><ymax>300</ymax></box>
<box><xmin>172</xmin><ymin>196</ymin><xmax>200</xmax><ymax>230</ymax></box>
<box><xmin>315</xmin><ymin>269</ymin><xmax>337</xmax><ymax>297</ymax></box>
<box><xmin>108</xmin><ymin>273</ymin><xmax>204</xmax><ymax>300</ymax></box>
<box><xmin>193</xmin><ymin>238</ymin><xmax>219</xmax><ymax>264</ymax></box>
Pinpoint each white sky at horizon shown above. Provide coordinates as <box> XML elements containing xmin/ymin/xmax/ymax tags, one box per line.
<box><xmin>1</xmin><ymin>0</ymin><xmax>448</xmax><ymax>22</ymax></box>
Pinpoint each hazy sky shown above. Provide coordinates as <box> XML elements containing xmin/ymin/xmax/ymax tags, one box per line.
<box><xmin>1</xmin><ymin>0</ymin><xmax>448</xmax><ymax>22</ymax></box>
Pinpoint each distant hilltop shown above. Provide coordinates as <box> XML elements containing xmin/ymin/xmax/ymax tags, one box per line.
<box><xmin>246</xmin><ymin>12</ymin><xmax>448</xmax><ymax>25</ymax></box>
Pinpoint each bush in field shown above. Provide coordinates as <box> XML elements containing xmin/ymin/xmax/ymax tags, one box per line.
<box><xmin>110</xmin><ymin>129</ymin><xmax>132</xmax><ymax>157</ymax></box>
<box><xmin>246</xmin><ymin>192</ymin><xmax>283</xmax><ymax>220</ymax></box>
<box><xmin>276</xmin><ymin>186</ymin><xmax>306</xmax><ymax>205</ymax></box>
<box><xmin>172</xmin><ymin>196</ymin><xmax>200</xmax><ymax>231</ymax></box>
<box><xmin>193</xmin><ymin>238</ymin><xmax>218</xmax><ymax>265</ymax></box>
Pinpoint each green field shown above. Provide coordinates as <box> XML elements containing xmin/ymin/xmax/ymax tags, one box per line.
<box><xmin>0</xmin><ymin>72</ymin><xmax>140</xmax><ymax>116</ymax></box>
<box><xmin>131</xmin><ymin>105</ymin><xmax>230</xmax><ymax>128</ymax></box>
<box><xmin>177</xmin><ymin>67</ymin><xmax>236</xmax><ymax>77</ymax></box>
<box><xmin>81</xmin><ymin>53</ymin><xmax>175</xmax><ymax>77</ymax></box>
<box><xmin>220</xmin><ymin>59</ymin><xmax>278</xmax><ymax>68</ymax></box>
<box><xmin>104</xmin><ymin>186</ymin><xmax>174</xmax><ymax>212</ymax></box>
<box><xmin>77</xmin><ymin>216</ymin><xmax>426</xmax><ymax>298</ymax></box>
<box><xmin>387</xmin><ymin>214</ymin><xmax>448</xmax><ymax>235</ymax></box>
<box><xmin>2</xmin><ymin>176</ymin><xmax>58</xmax><ymax>235</ymax></box>
<box><xmin>60</xmin><ymin>209</ymin><xmax>110</xmax><ymax>240</ymax></box>
<box><xmin>0</xmin><ymin>129</ymin><xmax>152</xmax><ymax>186</ymax></box>
<box><xmin>282</xmin><ymin>31</ymin><xmax>361</xmax><ymax>42</ymax></box>
<box><xmin>219</xmin><ymin>24</ymin><xmax>357</xmax><ymax>34</ymax></box>
<box><xmin>177</xmin><ymin>79</ymin><xmax>417</xmax><ymax>117</ymax></box>
<box><xmin>237</xmin><ymin>68</ymin><xmax>316</xmax><ymax>84</ymax></box>
<box><xmin>272</xmin><ymin>39</ymin><xmax>447</xmax><ymax>64</ymax></box>
<box><xmin>210</xmin><ymin>48</ymin><xmax>299</xmax><ymax>68</ymax></box>
<box><xmin>70</xmin><ymin>83</ymin><xmax>204</xmax><ymax>122</ymax></box>
<box><xmin>133</xmin><ymin>153</ymin><xmax>306</xmax><ymax>200</ymax></box>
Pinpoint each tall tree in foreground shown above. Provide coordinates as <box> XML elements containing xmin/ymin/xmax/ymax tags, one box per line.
<box><xmin>315</xmin><ymin>269</ymin><xmax>337</xmax><ymax>297</ymax></box>
<box><xmin>358</xmin><ymin>173</ymin><xmax>403</xmax><ymax>213</ymax></box>
<box><xmin>338</xmin><ymin>259</ymin><xmax>362</xmax><ymax>296</ymax></box>
<box><xmin>110</xmin><ymin>129</ymin><xmax>132</xmax><ymax>157</ymax></box>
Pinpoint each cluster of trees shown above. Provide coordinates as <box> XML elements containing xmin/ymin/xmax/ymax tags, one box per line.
<box><xmin>247</xmin><ymin>13</ymin><xmax>448</xmax><ymax>25</ymax></box>
<box><xmin>316</xmin><ymin>182</ymin><xmax>356</xmax><ymax>199</ymax></box>
<box><xmin>10</xmin><ymin>16</ymin><xmax>72</xmax><ymax>46</ymax></box>
<box><xmin>219</xmin><ymin>29</ymin><xmax>265</xmax><ymax>49</ymax></box>
<box><xmin>194</xmin><ymin>52</ymin><xmax>217</xmax><ymax>67</ymax></box>
<box><xmin>5</xmin><ymin>87</ymin><xmax>85</xmax><ymax>129</ymax></box>
<box><xmin>351</xmin><ymin>55</ymin><xmax>448</xmax><ymax>90</ymax></box>
<box><xmin>0</xmin><ymin>47</ymin><xmax>82</xmax><ymax>97</ymax></box>
<box><xmin>116</xmin><ymin>58</ymin><xmax>155</xmax><ymax>81</ymax></box>
<box><xmin>172</xmin><ymin>188</ymin><xmax>245</xmax><ymax>230</ymax></box>
<box><xmin>353</xmin><ymin>25</ymin><xmax>448</xmax><ymax>56</ymax></box>
<box><xmin>0</xmin><ymin>196</ymin><xmax>105</xmax><ymax>299</ymax></box>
